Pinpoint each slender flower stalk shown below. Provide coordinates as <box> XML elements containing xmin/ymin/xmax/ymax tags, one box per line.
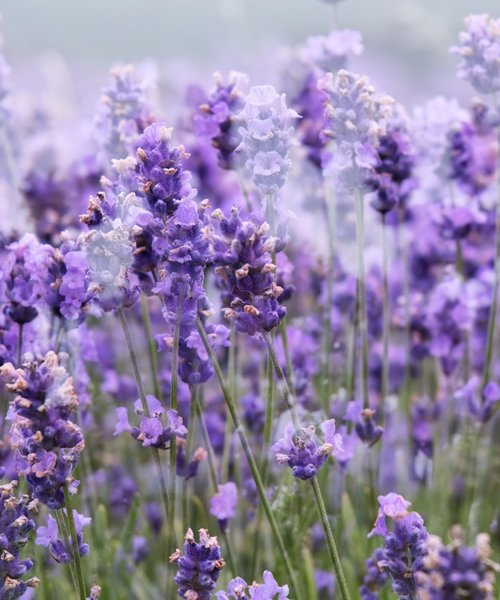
<box><xmin>118</xmin><ymin>307</ymin><xmax>171</xmax><ymax>524</ymax></box>
<box><xmin>381</xmin><ymin>213</ymin><xmax>390</xmax><ymax>410</ymax></box>
<box><xmin>195</xmin><ymin>316</ymin><xmax>300</xmax><ymax>598</ymax></box>
<box><xmin>355</xmin><ymin>188</ymin><xmax>370</xmax><ymax>409</ymax></box>
<box><xmin>167</xmin><ymin>285</ymin><xmax>186</xmax><ymax>560</ymax></box>
<box><xmin>63</xmin><ymin>485</ymin><xmax>86</xmax><ymax>600</ymax></box>
<box><xmin>263</xmin><ymin>331</ymin><xmax>352</xmax><ymax>600</ymax></box>
<box><xmin>140</xmin><ymin>295</ymin><xmax>161</xmax><ymax>400</ymax></box>
<box><xmin>481</xmin><ymin>151</ymin><xmax>500</xmax><ymax>391</ymax></box>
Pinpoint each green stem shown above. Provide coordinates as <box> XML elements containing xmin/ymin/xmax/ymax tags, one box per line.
<box><xmin>168</xmin><ymin>285</ymin><xmax>186</xmax><ymax>558</ymax></box>
<box><xmin>481</xmin><ymin>174</ymin><xmax>500</xmax><ymax>390</ymax></box>
<box><xmin>140</xmin><ymin>295</ymin><xmax>161</xmax><ymax>400</ymax></box>
<box><xmin>381</xmin><ymin>214</ymin><xmax>389</xmax><ymax>413</ymax></box>
<box><xmin>263</xmin><ymin>332</ymin><xmax>351</xmax><ymax>599</ymax></box>
<box><xmin>310</xmin><ymin>476</ymin><xmax>351</xmax><ymax>600</ymax></box>
<box><xmin>196</xmin><ymin>316</ymin><xmax>300</xmax><ymax>598</ymax></box>
<box><xmin>63</xmin><ymin>485</ymin><xmax>87</xmax><ymax>600</ymax></box>
<box><xmin>118</xmin><ymin>307</ymin><xmax>171</xmax><ymax>525</ymax></box>
<box><xmin>355</xmin><ymin>189</ymin><xmax>370</xmax><ymax>409</ymax></box>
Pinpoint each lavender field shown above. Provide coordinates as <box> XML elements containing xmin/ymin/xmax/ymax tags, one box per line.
<box><xmin>0</xmin><ymin>2</ymin><xmax>499</xmax><ymax>599</ymax></box>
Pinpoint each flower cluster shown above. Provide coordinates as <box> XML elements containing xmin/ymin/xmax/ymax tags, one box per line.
<box><xmin>369</xmin><ymin>493</ymin><xmax>428</xmax><ymax>600</ymax></box>
<box><xmin>0</xmin><ymin>352</ymin><xmax>84</xmax><ymax>509</ymax></box>
<box><xmin>0</xmin><ymin>481</ymin><xmax>39</xmax><ymax>600</ymax></box>
<box><xmin>170</xmin><ymin>528</ymin><xmax>225</xmax><ymax>600</ymax></box>
<box><xmin>209</xmin><ymin>207</ymin><xmax>287</xmax><ymax>336</ymax></box>
<box><xmin>95</xmin><ymin>64</ymin><xmax>154</xmax><ymax>160</ymax></box>
<box><xmin>320</xmin><ymin>69</ymin><xmax>394</xmax><ymax>192</ymax></box>
<box><xmin>209</xmin><ymin>482</ymin><xmax>238</xmax><ymax>532</ymax></box>
<box><xmin>192</xmin><ymin>71</ymin><xmax>249</xmax><ymax>169</ymax></box>
<box><xmin>216</xmin><ymin>571</ymin><xmax>289</xmax><ymax>599</ymax></box>
<box><xmin>114</xmin><ymin>394</ymin><xmax>187</xmax><ymax>450</ymax></box>
<box><xmin>450</xmin><ymin>14</ymin><xmax>500</xmax><ymax>95</ymax></box>
<box><xmin>237</xmin><ymin>85</ymin><xmax>299</xmax><ymax>197</ymax></box>
<box><xmin>36</xmin><ymin>511</ymin><xmax>91</xmax><ymax>564</ymax></box>
<box><xmin>419</xmin><ymin>529</ymin><xmax>496</xmax><ymax>599</ymax></box>
<box><xmin>271</xmin><ymin>419</ymin><xmax>343</xmax><ymax>480</ymax></box>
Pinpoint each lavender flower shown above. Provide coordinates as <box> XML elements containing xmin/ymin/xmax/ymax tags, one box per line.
<box><xmin>209</xmin><ymin>482</ymin><xmax>237</xmax><ymax>532</ymax></box>
<box><xmin>114</xmin><ymin>394</ymin><xmax>187</xmax><ymax>450</ymax></box>
<box><xmin>451</xmin><ymin>14</ymin><xmax>500</xmax><ymax>95</ymax></box>
<box><xmin>320</xmin><ymin>70</ymin><xmax>394</xmax><ymax>192</ymax></box>
<box><xmin>369</xmin><ymin>493</ymin><xmax>428</xmax><ymax>600</ymax></box>
<box><xmin>216</xmin><ymin>570</ymin><xmax>289</xmax><ymax>599</ymax></box>
<box><xmin>192</xmin><ymin>71</ymin><xmax>248</xmax><ymax>169</ymax></box>
<box><xmin>427</xmin><ymin>275</ymin><xmax>472</xmax><ymax>377</ymax></box>
<box><xmin>237</xmin><ymin>85</ymin><xmax>299</xmax><ymax>197</ymax></box>
<box><xmin>209</xmin><ymin>207</ymin><xmax>287</xmax><ymax>336</ymax></box>
<box><xmin>170</xmin><ymin>528</ymin><xmax>225</xmax><ymax>600</ymax></box>
<box><xmin>420</xmin><ymin>530</ymin><xmax>496</xmax><ymax>599</ymax></box>
<box><xmin>0</xmin><ymin>352</ymin><xmax>85</xmax><ymax>509</ymax></box>
<box><xmin>80</xmin><ymin>191</ymin><xmax>143</xmax><ymax>312</ymax></box>
<box><xmin>360</xmin><ymin>547</ymin><xmax>389</xmax><ymax>600</ymax></box>
<box><xmin>301</xmin><ymin>29</ymin><xmax>364</xmax><ymax>74</ymax></box>
<box><xmin>0</xmin><ymin>481</ymin><xmax>39</xmax><ymax>600</ymax></box>
<box><xmin>271</xmin><ymin>419</ymin><xmax>343</xmax><ymax>480</ymax></box>
<box><xmin>36</xmin><ymin>511</ymin><xmax>91</xmax><ymax>564</ymax></box>
<box><xmin>367</xmin><ymin>124</ymin><xmax>415</xmax><ymax>214</ymax></box>
<box><xmin>1</xmin><ymin>234</ymin><xmax>50</xmax><ymax>326</ymax></box>
<box><xmin>95</xmin><ymin>64</ymin><xmax>154</xmax><ymax>160</ymax></box>
<box><xmin>446</xmin><ymin>100</ymin><xmax>498</xmax><ymax>197</ymax></box>
<box><xmin>136</xmin><ymin>122</ymin><xmax>194</xmax><ymax>219</ymax></box>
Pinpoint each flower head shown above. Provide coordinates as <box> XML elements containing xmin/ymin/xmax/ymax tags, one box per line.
<box><xmin>451</xmin><ymin>14</ymin><xmax>500</xmax><ymax>94</ymax></box>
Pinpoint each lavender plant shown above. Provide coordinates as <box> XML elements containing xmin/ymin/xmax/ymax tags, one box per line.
<box><xmin>0</xmin><ymin>6</ymin><xmax>499</xmax><ymax>600</ymax></box>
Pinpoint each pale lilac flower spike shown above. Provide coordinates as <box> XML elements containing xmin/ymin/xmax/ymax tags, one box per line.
<box><xmin>210</xmin><ymin>482</ymin><xmax>238</xmax><ymax>528</ymax></box>
<box><xmin>369</xmin><ymin>492</ymin><xmax>411</xmax><ymax>538</ymax></box>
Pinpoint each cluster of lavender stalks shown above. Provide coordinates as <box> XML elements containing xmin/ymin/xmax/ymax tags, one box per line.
<box><xmin>0</xmin><ymin>5</ymin><xmax>500</xmax><ymax>600</ymax></box>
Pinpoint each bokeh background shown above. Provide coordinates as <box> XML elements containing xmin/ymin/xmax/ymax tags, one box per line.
<box><xmin>2</xmin><ymin>0</ymin><xmax>499</xmax><ymax>107</ymax></box>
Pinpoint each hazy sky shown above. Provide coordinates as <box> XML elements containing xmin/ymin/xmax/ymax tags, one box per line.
<box><xmin>1</xmin><ymin>0</ymin><xmax>498</xmax><ymax>105</ymax></box>
<box><xmin>2</xmin><ymin>0</ymin><xmax>498</xmax><ymax>62</ymax></box>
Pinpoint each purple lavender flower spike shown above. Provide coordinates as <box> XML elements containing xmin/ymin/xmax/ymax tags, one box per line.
<box><xmin>355</xmin><ymin>408</ymin><xmax>384</xmax><ymax>447</ymax></box>
<box><xmin>209</xmin><ymin>482</ymin><xmax>238</xmax><ymax>532</ymax></box>
<box><xmin>451</xmin><ymin>14</ymin><xmax>500</xmax><ymax>95</ymax></box>
<box><xmin>170</xmin><ymin>528</ymin><xmax>225</xmax><ymax>600</ymax></box>
<box><xmin>0</xmin><ymin>481</ymin><xmax>39</xmax><ymax>600</ymax></box>
<box><xmin>36</xmin><ymin>510</ymin><xmax>91</xmax><ymax>564</ymax></box>
<box><xmin>209</xmin><ymin>206</ymin><xmax>287</xmax><ymax>336</ymax></box>
<box><xmin>114</xmin><ymin>395</ymin><xmax>187</xmax><ymax>451</ymax></box>
<box><xmin>136</xmin><ymin>122</ymin><xmax>195</xmax><ymax>219</ymax></box>
<box><xmin>95</xmin><ymin>64</ymin><xmax>154</xmax><ymax>160</ymax></box>
<box><xmin>360</xmin><ymin>547</ymin><xmax>389</xmax><ymax>600</ymax></box>
<box><xmin>0</xmin><ymin>21</ymin><xmax>11</xmax><ymax>128</ymax></box>
<box><xmin>271</xmin><ymin>419</ymin><xmax>343</xmax><ymax>480</ymax></box>
<box><xmin>192</xmin><ymin>71</ymin><xmax>249</xmax><ymax>169</ymax></box>
<box><xmin>0</xmin><ymin>352</ymin><xmax>85</xmax><ymax>509</ymax></box>
<box><xmin>216</xmin><ymin>571</ymin><xmax>289</xmax><ymax>599</ymax></box>
<box><xmin>369</xmin><ymin>493</ymin><xmax>428</xmax><ymax>600</ymax></box>
<box><xmin>320</xmin><ymin>70</ymin><xmax>394</xmax><ymax>192</ymax></box>
<box><xmin>237</xmin><ymin>85</ymin><xmax>299</xmax><ymax>197</ymax></box>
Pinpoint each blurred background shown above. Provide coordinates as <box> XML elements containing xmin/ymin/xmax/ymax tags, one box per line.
<box><xmin>1</xmin><ymin>0</ymin><xmax>499</xmax><ymax>107</ymax></box>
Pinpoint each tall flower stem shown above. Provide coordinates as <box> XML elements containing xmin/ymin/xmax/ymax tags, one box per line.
<box><xmin>118</xmin><ymin>307</ymin><xmax>170</xmax><ymax>525</ymax></box>
<box><xmin>355</xmin><ymin>188</ymin><xmax>370</xmax><ymax>409</ymax></box>
<box><xmin>193</xmin><ymin>392</ymin><xmax>238</xmax><ymax>578</ymax></box>
<box><xmin>17</xmin><ymin>323</ymin><xmax>23</xmax><ymax>366</ymax></box>
<box><xmin>263</xmin><ymin>332</ymin><xmax>351</xmax><ymax>600</ymax></box>
<box><xmin>195</xmin><ymin>316</ymin><xmax>300</xmax><ymax>598</ymax></box>
<box><xmin>63</xmin><ymin>485</ymin><xmax>87</xmax><ymax>600</ymax></box>
<box><xmin>310</xmin><ymin>476</ymin><xmax>351</xmax><ymax>600</ymax></box>
<box><xmin>481</xmin><ymin>170</ymin><xmax>500</xmax><ymax>390</ymax></box>
<box><xmin>168</xmin><ymin>285</ymin><xmax>186</xmax><ymax>559</ymax></box>
<box><xmin>140</xmin><ymin>295</ymin><xmax>161</xmax><ymax>400</ymax></box>
<box><xmin>381</xmin><ymin>214</ymin><xmax>390</xmax><ymax>413</ymax></box>
<box><xmin>322</xmin><ymin>179</ymin><xmax>336</xmax><ymax>413</ymax></box>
